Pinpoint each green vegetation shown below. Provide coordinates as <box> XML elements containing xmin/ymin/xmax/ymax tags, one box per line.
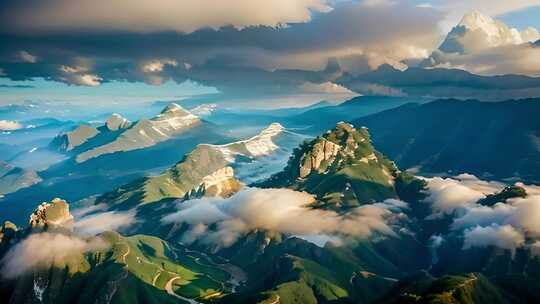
<box><xmin>1</xmin><ymin>231</ymin><xmax>232</xmax><ymax>304</ymax></box>
<box><xmin>477</xmin><ymin>185</ymin><xmax>527</xmax><ymax>206</ymax></box>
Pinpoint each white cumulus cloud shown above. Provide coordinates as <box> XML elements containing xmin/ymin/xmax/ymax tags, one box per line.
<box><xmin>74</xmin><ymin>210</ymin><xmax>137</xmax><ymax>236</ymax></box>
<box><xmin>162</xmin><ymin>187</ymin><xmax>408</xmax><ymax>248</ymax></box>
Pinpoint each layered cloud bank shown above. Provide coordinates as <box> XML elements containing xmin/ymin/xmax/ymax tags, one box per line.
<box><xmin>1</xmin><ymin>0</ymin><xmax>330</xmax><ymax>33</ymax></box>
<box><xmin>162</xmin><ymin>187</ymin><xmax>408</xmax><ymax>248</ymax></box>
<box><xmin>0</xmin><ymin>0</ymin><xmax>443</xmax><ymax>93</ymax></box>
<box><xmin>1</xmin><ymin>0</ymin><xmax>539</xmax><ymax>101</ymax></box>
<box><xmin>423</xmin><ymin>174</ymin><xmax>540</xmax><ymax>255</ymax></box>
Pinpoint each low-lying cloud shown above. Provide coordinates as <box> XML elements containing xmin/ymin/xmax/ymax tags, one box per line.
<box><xmin>422</xmin><ymin>174</ymin><xmax>504</xmax><ymax>217</ymax></box>
<box><xmin>423</xmin><ymin>174</ymin><xmax>540</xmax><ymax>255</ymax></box>
<box><xmin>1</xmin><ymin>0</ymin><xmax>331</xmax><ymax>34</ymax></box>
<box><xmin>162</xmin><ymin>187</ymin><xmax>408</xmax><ymax>248</ymax></box>
<box><xmin>0</xmin><ymin>120</ymin><xmax>23</xmax><ymax>131</ymax></box>
<box><xmin>1</xmin><ymin>232</ymin><xmax>108</xmax><ymax>279</ymax></box>
<box><xmin>463</xmin><ymin>224</ymin><xmax>525</xmax><ymax>254</ymax></box>
<box><xmin>74</xmin><ymin>210</ymin><xmax>137</xmax><ymax>236</ymax></box>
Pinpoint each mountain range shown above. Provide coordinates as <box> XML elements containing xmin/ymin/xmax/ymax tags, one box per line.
<box><xmin>353</xmin><ymin>98</ymin><xmax>540</xmax><ymax>183</ymax></box>
<box><xmin>3</xmin><ymin>121</ymin><xmax>540</xmax><ymax>303</ymax></box>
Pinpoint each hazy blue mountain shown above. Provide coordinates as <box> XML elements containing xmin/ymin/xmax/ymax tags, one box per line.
<box><xmin>0</xmin><ymin>161</ymin><xmax>41</xmax><ymax>197</ymax></box>
<box><xmin>338</xmin><ymin>65</ymin><xmax>540</xmax><ymax>101</ymax></box>
<box><xmin>353</xmin><ymin>98</ymin><xmax>540</xmax><ymax>182</ymax></box>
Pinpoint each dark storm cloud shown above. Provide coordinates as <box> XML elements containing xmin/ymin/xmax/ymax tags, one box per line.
<box><xmin>0</xmin><ymin>0</ymin><xmax>443</xmax><ymax>95</ymax></box>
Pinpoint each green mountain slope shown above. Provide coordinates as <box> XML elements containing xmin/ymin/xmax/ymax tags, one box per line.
<box><xmin>0</xmin><ymin>200</ymin><xmax>234</xmax><ymax>304</ymax></box>
<box><xmin>260</xmin><ymin>122</ymin><xmax>401</xmax><ymax>209</ymax></box>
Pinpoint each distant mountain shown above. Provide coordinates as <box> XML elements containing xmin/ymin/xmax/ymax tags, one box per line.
<box><xmin>189</xmin><ymin>103</ymin><xmax>217</xmax><ymax>117</ymax></box>
<box><xmin>353</xmin><ymin>98</ymin><xmax>540</xmax><ymax>182</ymax></box>
<box><xmin>96</xmin><ymin>123</ymin><xmax>289</xmax><ymax>208</ymax></box>
<box><xmin>338</xmin><ymin>64</ymin><xmax>540</xmax><ymax>100</ymax></box>
<box><xmin>76</xmin><ymin>104</ymin><xmax>199</xmax><ymax>162</ymax></box>
<box><xmin>3</xmin><ymin>122</ymin><xmax>540</xmax><ymax>304</ymax></box>
<box><xmin>50</xmin><ymin>124</ymin><xmax>100</xmax><ymax>152</ymax></box>
<box><xmin>0</xmin><ymin>161</ymin><xmax>41</xmax><ymax>197</ymax></box>
<box><xmin>49</xmin><ymin>103</ymin><xmax>202</xmax><ymax>163</ymax></box>
<box><xmin>287</xmin><ymin>95</ymin><xmax>431</xmax><ymax>133</ymax></box>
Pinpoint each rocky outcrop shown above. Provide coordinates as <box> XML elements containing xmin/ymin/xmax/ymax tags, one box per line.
<box><xmin>260</xmin><ymin>122</ymin><xmax>399</xmax><ymax>206</ymax></box>
<box><xmin>29</xmin><ymin>198</ymin><xmax>74</xmax><ymax>229</ymax></box>
<box><xmin>105</xmin><ymin>113</ymin><xmax>131</xmax><ymax>131</ymax></box>
<box><xmin>299</xmin><ymin>139</ymin><xmax>340</xmax><ymax>178</ymax></box>
<box><xmin>184</xmin><ymin>167</ymin><xmax>243</xmax><ymax>199</ymax></box>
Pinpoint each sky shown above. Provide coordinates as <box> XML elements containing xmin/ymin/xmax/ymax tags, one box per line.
<box><xmin>1</xmin><ymin>0</ymin><xmax>539</xmax><ymax>108</ymax></box>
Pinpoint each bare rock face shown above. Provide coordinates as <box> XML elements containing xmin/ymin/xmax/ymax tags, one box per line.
<box><xmin>29</xmin><ymin>198</ymin><xmax>74</xmax><ymax>229</ymax></box>
<box><xmin>105</xmin><ymin>113</ymin><xmax>131</xmax><ymax>131</ymax></box>
<box><xmin>297</xmin><ymin>122</ymin><xmax>374</xmax><ymax>179</ymax></box>
<box><xmin>299</xmin><ymin>139</ymin><xmax>341</xmax><ymax>178</ymax></box>
<box><xmin>184</xmin><ymin>167</ymin><xmax>243</xmax><ymax>199</ymax></box>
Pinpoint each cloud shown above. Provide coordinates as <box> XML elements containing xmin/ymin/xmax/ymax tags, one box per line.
<box><xmin>436</xmin><ymin>179</ymin><xmax>540</xmax><ymax>254</ymax></box>
<box><xmin>0</xmin><ymin>232</ymin><xmax>108</xmax><ymax>279</ymax></box>
<box><xmin>16</xmin><ymin>50</ymin><xmax>37</xmax><ymax>63</ymax></box>
<box><xmin>0</xmin><ymin>120</ymin><xmax>23</xmax><ymax>131</ymax></box>
<box><xmin>434</xmin><ymin>1</ymin><xmax>540</xmax><ymax>32</ymax></box>
<box><xmin>423</xmin><ymin>12</ymin><xmax>540</xmax><ymax>76</ymax></box>
<box><xmin>162</xmin><ymin>188</ymin><xmax>408</xmax><ymax>248</ymax></box>
<box><xmin>462</xmin><ymin>224</ymin><xmax>525</xmax><ymax>254</ymax></box>
<box><xmin>422</xmin><ymin>175</ymin><xmax>503</xmax><ymax>217</ymax></box>
<box><xmin>0</xmin><ymin>0</ymin><xmax>331</xmax><ymax>34</ymax></box>
<box><xmin>507</xmin><ymin>194</ymin><xmax>540</xmax><ymax>238</ymax></box>
<box><xmin>74</xmin><ymin>210</ymin><xmax>137</xmax><ymax>236</ymax></box>
<box><xmin>427</xmin><ymin>43</ymin><xmax>540</xmax><ymax>76</ymax></box>
<box><xmin>0</xmin><ymin>1</ymin><xmax>443</xmax><ymax>92</ymax></box>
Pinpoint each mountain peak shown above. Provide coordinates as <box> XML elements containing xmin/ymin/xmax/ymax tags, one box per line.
<box><xmin>259</xmin><ymin>122</ymin><xmax>399</xmax><ymax>207</ymax></box>
<box><xmin>105</xmin><ymin>113</ymin><xmax>130</xmax><ymax>131</ymax></box>
<box><xmin>29</xmin><ymin>198</ymin><xmax>73</xmax><ymax>229</ymax></box>
<box><xmin>161</xmin><ymin>102</ymin><xmax>189</xmax><ymax>114</ymax></box>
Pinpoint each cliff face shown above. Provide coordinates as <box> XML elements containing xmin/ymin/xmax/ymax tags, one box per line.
<box><xmin>299</xmin><ymin>138</ymin><xmax>341</xmax><ymax>178</ymax></box>
<box><xmin>184</xmin><ymin>166</ymin><xmax>243</xmax><ymax>200</ymax></box>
